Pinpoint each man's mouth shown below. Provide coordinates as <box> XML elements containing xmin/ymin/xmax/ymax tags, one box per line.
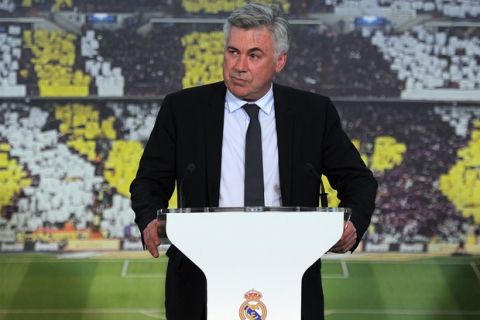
<box><xmin>231</xmin><ymin>76</ymin><xmax>247</xmax><ymax>85</ymax></box>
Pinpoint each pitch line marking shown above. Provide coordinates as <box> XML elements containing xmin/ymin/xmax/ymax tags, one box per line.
<box><xmin>121</xmin><ymin>259</ymin><xmax>166</xmax><ymax>278</ymax></box>
<box><xmin>4</xmin><ymin>308</ymin><xmax>480</xmax><ymax>317</ymax></box>
<box><xmin>325</xmin><ymin>309</ymin><xmax>480</xmax><ymax>317</ymax></box>
<box><xmin>341</xmin><ymin>260</ymin><xmax>350</xmax><ymax>278</ymax></box>
<box><xmin>139</xmin><ymin>310</ymin><xmax>165</xmax><ymax>319</ymax></box>
<box><xmin>323</xmin><ymin>259</ymin><xmax>476</xmax><ymax>266</ymax></box>
<box><xmin>471</xmin><ymin>261</ymin><xmax>480</xmax><ymax>282</ymax></box>
<box><xmin>323</xmin><ymin>260</ymin><xmax>349</xmax><ymax>279</ymax></box>
<box><xmin>0</xmin><ymin>308</ymin><xmax>164</xmax><ymax>315</ymax></box>
<box><xmin>0</xmin><ymin>258</ymin><xmax>168</xmax><ymax>264</ymax></box>
<box><xmin>0</xmin><ymin>257</ymin><xmax>473</xmax><ymax>266</ymax></box>
<box><xmin>121</xmin><ymin>259</ymin><xmax>129</xmax><ymax>277</ymax></box>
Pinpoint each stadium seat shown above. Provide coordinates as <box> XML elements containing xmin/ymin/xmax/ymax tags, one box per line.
<box><xmin>24</xmin><ymin>30</ymin><xmax>90</xmax><ymax>97</ymax></box>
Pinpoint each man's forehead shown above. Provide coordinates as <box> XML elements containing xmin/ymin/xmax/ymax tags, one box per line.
<box><xmin>226</xmin><ymin>26</ymin><xmax>273</xmax><ymax>45</ymax></box>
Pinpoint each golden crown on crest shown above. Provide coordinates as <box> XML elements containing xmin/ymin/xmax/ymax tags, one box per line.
<box><xmin>244</xmin><ymin>289</ymin><xmax>263</xmax><ymax>301</ymax></box>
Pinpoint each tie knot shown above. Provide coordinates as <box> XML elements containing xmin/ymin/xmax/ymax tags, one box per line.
<box><xmin>242</xmin><ymin>104</ymin><xmax>260</xmax><ymax>120</ymax></box>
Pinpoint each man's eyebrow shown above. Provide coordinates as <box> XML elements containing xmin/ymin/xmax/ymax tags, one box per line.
<box><xmin>247</xmin><ymin>47</ymin><xmax>263</xmax><ymax>53</ymax></box>
<box><xmin>225</xmin><ymin>46</ymin><xmax>264</xmax><ymax>53</ymax></box>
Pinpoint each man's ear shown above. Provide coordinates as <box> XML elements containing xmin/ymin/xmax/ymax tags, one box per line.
<box><xmin>275</xmin><ymin>52</ymin><xmax>288</xmax><ymax>73</ymax></box>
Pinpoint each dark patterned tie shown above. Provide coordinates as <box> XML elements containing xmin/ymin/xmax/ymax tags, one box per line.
<box><xmin>242</xmin><ymin>104</ymin><xmax>265</xmax><ymax>206</ymax></box>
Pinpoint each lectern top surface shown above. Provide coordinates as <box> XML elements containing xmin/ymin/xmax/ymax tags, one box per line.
<box><xmin>157</xmin><ymin>207</ymin><xmax>351</xmax><ymax>219</ymax></box>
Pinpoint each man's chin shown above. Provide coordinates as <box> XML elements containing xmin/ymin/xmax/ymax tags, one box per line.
<box><xmin>227</xmin><ymin>85</ymin><xmax>250</xmax><ymax>100</ymax></box>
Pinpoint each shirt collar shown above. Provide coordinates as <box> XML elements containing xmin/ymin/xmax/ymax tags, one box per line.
<box><xmin>225</xmin><ymin>85</ymin><xmax>274</xmax><ymax>115</ymax></box>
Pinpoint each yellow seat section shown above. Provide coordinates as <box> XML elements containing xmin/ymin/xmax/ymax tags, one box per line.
<box><xmin>104</xmin><ymin>140</ymin><xmax>177</xmax><ymax>208</ymax></box>
<box><xmin>53</xmin><ymin>0</ymin><xmax>73</xmax><ymax>11</ymax></box>
<box><xmin>55</xmin><ymin>104</ymin><xmax>118</xmax><ymax>161</ymax></box>
<box><xmin>182</xmin><ymin>0</ymin><xmax>290</xmax><ymax>13</ymax></box>
<box><xmin>323</xmin><ymin>136</ymin><xmax>407</xmax><ymax>207</ymax></box>
<box><xmin>182</xmin><ymin>31</ymin><xmax>225</xmax><ymax>88</ymax></box>
<box><xmin>67</xmin><ymin>138</ymin><xmax>96</xmax><ymax>162</ymax></box>
<box><xmin>322</xmin><ymin>176</ymin><xmax>340</xmax><ymax>208</ymax></box>
<box><xmin>23</xmin><ymin>29</ymin><xmax>90</xmax><ymax>97</ymax></box>
<box><xmin>440</xmin><ymin>120</ymin><xmax>480</xmax><ymax>222</ymax></box>
<box><xmin>466</xmin><ymin>233</ymin><xmax>477</xmax><ymax>245</ymax></box>
<box><xmin>370</xmin><ymin>136</ymin><xmax>407</xmax><ymax>173</ymax></box>
<box><xmin>0</xmin><ymin>143</ymin><xmax>11</xmax><ymax>152</ymax></box>
<box><xmin>0</xmin><ymin>152</ymin><xmax>8</xmax><ymax>169</ymax></box>
<box><xmin>0</xmin><ymin>143</ymin><xmax>32</xmax><ymax>212</ymax></box>
<box><xmin>103</xmin><ymin>139</ymin><xmax>178</xmax><ymax>208</ymax></box>
<box><xmin>103</xmin><ymin>140</ymin><xmax>143</xmax><ymax>197</ymax></box>
<box><xmin>101</xmin><ymin>117</ymin><xmax>117</xmax><ymax>140</ymax></box>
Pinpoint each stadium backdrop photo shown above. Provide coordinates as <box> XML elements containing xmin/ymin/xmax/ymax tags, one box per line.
<box><xmin>1</xmin><ymin>0</ymin><xmax>480</xmax><ymax>319</ymax></box>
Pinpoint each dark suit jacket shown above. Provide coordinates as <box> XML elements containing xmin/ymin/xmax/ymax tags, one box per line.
<box><xmin>130</xmin><ymin>81</ymin><xmax>377</xmax><ymax>320</ymax></box>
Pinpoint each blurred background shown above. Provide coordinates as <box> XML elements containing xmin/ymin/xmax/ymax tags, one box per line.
<box><xmin>0</xmin><ymin>1</ymin><xmax>479</xmax><ymax>319</ymax></box>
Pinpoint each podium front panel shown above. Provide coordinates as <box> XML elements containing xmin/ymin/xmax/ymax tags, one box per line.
<box><xmin>163</xmin><ymin>207</ymin><xmax>346</xmax><ymax>320</ymax></box>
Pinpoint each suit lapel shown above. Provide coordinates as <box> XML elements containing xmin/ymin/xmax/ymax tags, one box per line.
<box><xmin>273</xmin><ymin>83</ymin><xmax>294</xmax><ymax>205</ymax></box>
<box><xmin>205</xmin><ymin>82</ymin><xmax>227</xmax><ymax>206</ymax></box>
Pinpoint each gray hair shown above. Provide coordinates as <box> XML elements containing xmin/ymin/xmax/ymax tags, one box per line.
<box><xmin>223</xmin><ymin>2</ymin><xmax>290</xmax><ymax>57</ymax></box>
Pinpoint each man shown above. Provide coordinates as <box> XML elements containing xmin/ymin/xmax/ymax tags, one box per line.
<box><xmin>130</xmin><ymin>3</ymin><xmax>377</xmax><ymax>320</ymax></box>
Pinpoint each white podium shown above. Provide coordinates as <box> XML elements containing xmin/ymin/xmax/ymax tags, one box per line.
<box><xmin>160</xmin><ymin>207</ymin><xmax>349</xmax><ymax>320</ymax></box>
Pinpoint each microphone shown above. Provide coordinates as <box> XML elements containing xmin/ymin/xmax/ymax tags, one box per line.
<box><xmin>304</xmin><ymin>163</ymin><xmax>328</xmax><ymax>208</ymax></box>
<box><xmin>178</xmin><ymin>163</ymin><xmax>196</xmax><ymax>209</ymax></box>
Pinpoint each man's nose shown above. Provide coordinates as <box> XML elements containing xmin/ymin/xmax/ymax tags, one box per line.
<box><xmin>234</xmin><ymin>54</ymin><xmax>247</xmax><ymax>72</ymax></box>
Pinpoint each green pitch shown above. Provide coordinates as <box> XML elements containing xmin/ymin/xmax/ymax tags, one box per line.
<box><xmin>0</xmin><ymin>253</ymin><xmax>479</xmax><ymax>320</ymax></box>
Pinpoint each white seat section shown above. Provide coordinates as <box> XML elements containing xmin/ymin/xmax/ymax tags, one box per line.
<box><xmin>0</xmin><ymin>24</ymin><xmax>25</xmax><ymax>97</ymax></box>
<box><xmin>372</xmin><ymin>25</ymin><xmax>480</xmax><ymax>97</ymax></box>
<box><xmin>1</xmin><ymin>107</ymin><xmax>96</xmax><ymax>232</ymax></box>
<box><xmin>81</xmin><ymin>29</ymin><xmax>124</xmax><ymax>96</ymax></box>
<box><xmin>0</xmin><ymin>100</ymin><xmax>161</xmax><ymax>240</ymax></box>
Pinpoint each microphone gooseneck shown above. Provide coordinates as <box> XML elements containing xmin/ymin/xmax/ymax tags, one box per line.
<box><xmin>304</xmin><ymin>163</ymin><xmax>328</xmax><ymax>208</ymax></box>
<box><xmin>178</xmin><ymin>163</ymin><xmax>196</xmax><ymax>209</ymax></box>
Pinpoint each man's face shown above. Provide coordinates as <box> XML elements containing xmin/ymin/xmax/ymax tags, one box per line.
<box><xmin>223</xmin><ymin>26</ymin><xmax>287</xmax><ymax>101</ymax></box>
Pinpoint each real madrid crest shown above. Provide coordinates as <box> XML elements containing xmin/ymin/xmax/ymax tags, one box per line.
<box><xmin>239</xmin><ymin>289</ymin><xmax>267</xmax><ymax>320</ymax></box>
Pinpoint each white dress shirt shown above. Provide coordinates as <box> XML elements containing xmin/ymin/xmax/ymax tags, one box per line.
<box><xmin>219</xmin><ymin>86</ymin><xmax>282</xmax><ymax>207</ymax></box>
